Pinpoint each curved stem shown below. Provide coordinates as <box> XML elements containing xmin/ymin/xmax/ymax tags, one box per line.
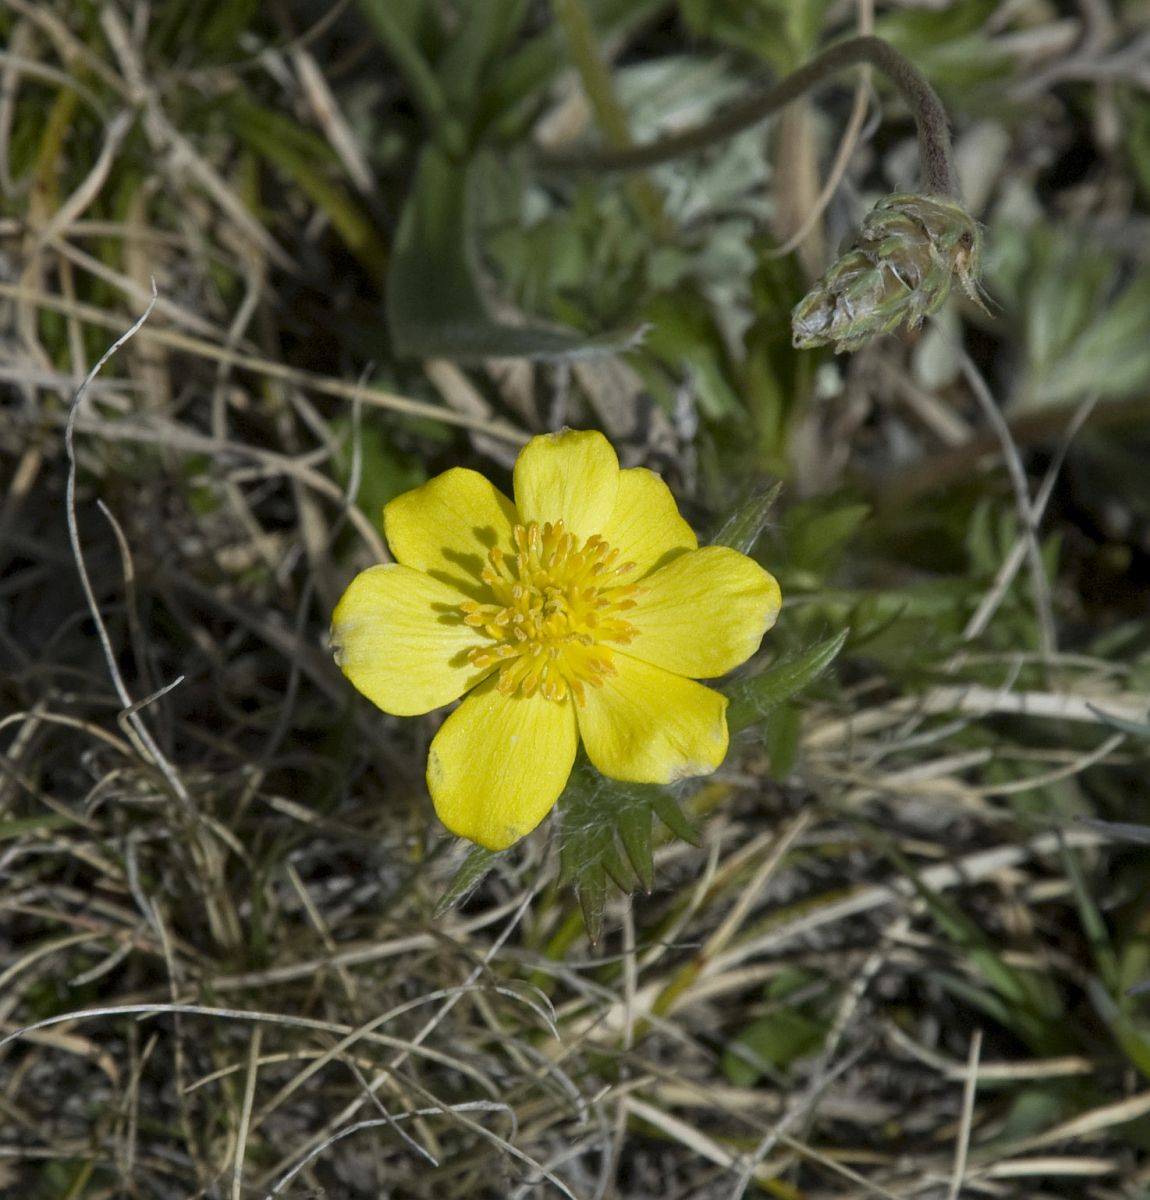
<box><xmin>538</xmin><ymin>34</ymin><xmax>959</xmax><ymax>200</ymax></box>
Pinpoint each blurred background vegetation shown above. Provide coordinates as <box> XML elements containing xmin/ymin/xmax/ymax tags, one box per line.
<box><xmin>2</xmin><ymin>0</ymin><xmax>1150</xmax><ymax>1196</ymax></box>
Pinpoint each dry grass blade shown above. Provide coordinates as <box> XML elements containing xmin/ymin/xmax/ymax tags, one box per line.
<box><xmin>63</xmin><ymin>284</ymin><xmax>190</xmax><ymax>808</ymax></box>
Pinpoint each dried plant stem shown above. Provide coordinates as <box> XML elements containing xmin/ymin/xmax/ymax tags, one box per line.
<box><xmin>63</xmin><ymin>283</ymin><xmax>189</xmax><ymax>807</ymax></box>
<box><xmin>540</xmin><ymin>34</ymin><xmax>959</xmax><ymax>200</ymax></box>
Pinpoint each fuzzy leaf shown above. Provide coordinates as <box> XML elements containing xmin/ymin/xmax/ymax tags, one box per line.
<box><xmin>556</xmin><ymin>768</ymin><xmax>701</xmax><ymax>939</ymax></box>
<box><xmin>711</xmin><ymin>482</ymin><xmax>783</xmax><ymax>556</ymax></box>
<box><xmin>727</xmin><ymin>628</ymin><xmax>847</xmax><ymax>732</ymax></box>
<box><xmin>433</xmin><ymin>844</ymin><xmax>502</xmax><ymax>917</ymax></box>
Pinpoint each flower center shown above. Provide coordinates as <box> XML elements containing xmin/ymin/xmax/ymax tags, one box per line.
<box><xmin>459</xmin><ymin>520</ymin><xmax>640</xmax><ymax>704</ymax></box>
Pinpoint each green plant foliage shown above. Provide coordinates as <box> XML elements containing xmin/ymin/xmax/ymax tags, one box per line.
<box><xmin>711</xmin><ymin>481</ymin><xmax>782</xmax><ymax>556</ymax></box>
<box><xmin>331</xmin><ymin>420</ymin><xmax>426</xmax><ymax>525</ymax></box>
<box><xmin>556</xmin><ymin>765</ymin><xmax>700</xmax><ymax>942</ymax></box>
<box><xmin>989</xmin><ymin>222</ymin><xmax>1150</xmax><ymax>409</ymax></box>
<box><xmin>387</xmin><ymin>145</ymin><xmax>645</xmax><ymax>359</ymax></box>
<box><xmin>726</xmin><ymin>628</ymin><xmax>848</xmax><ymax>733</ymax></box>
<box><xmin>876</xmin><ymin>0</ymin><xmax>1012</xmax><ymax>95</ymax></box>
<box><xmin>887</xmin><ymin>843</ymin><xmax>1069</xmax><ymax>1055</ymax></box>
<box><xmin>722</xmin><ymin>1006</ymin><xmax>826</xmax><ymax>1086</ymax></box>
<box><xmin>641</xmin><ymin>291</ymin><xmax>744</xmax><ymax>420</ymax></box>
<box><xmin>8</xmin><ymin>0</ymin><xmax>1150</xmax><ymax>1189</ymax></box>
<box><xmin>779</xmin><ymin>498</ymin><xmax>872</xmax><ymax>581</ymax></box>
<box><xmin>678</xmin><ymin>0</ymin><xmax>834</xmax><ymax>69</ymax></box>
<box><xmin>228</xmin><ymin>96</ymin><xmax>390</xmax><ymax>283</ymax></box>
<box><xmin>1124</xmin><ymin>93</ymin><xmax>1150</xmax><ymax>205</ymax></box>
<box><xmin>434</xmin><ymin>844</ymin><xmax>504</xmax><ymax>917</ymax></box>
<box><xmin>744</xmin><ymin>250</ymin><xmax>819</xmax><ymax>472</ymax></box>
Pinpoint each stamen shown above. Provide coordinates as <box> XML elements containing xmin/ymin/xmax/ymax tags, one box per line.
<box><xmin>458</xmin><ymin>519</ymin><xmax>640</xmax><ymax>705</ymax></box>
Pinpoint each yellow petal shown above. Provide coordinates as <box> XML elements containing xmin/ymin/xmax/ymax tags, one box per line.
<box><xmin>599</xmin><ymin>467</ymin><xmax>697</xmax><ymax>578</ymax></box>
<box><xmin>332</xmin><ymin>564</ymin><xmax>489</xmax><ymax>716</ymax></box>
<box><xmin>576</xmin><ymin>653</ymin><xmax>729</xmax><ymax>783</ymax></box>
<box><xmin>427</xmin><ymin>680</ymin><xmax>578</xmax><ymax>850</ymax></box>
<box><xmin>627</xmin><ymin>546</ymin><xmax>781</xmax><ymax>678</ymax></box>
<box><xmin>513</xmin><ymin>428</ymin><xmax>619</xmax><ymax>541</ymax></box>
<box><xmin>384</xmin><ymin>468</ymin><xmax>518</xmax><ymax>596</ymax></box>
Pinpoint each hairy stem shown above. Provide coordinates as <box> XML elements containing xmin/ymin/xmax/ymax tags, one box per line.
<box><xmin>538</xmin><ymin>34</ymin><xmax>959</xmax><ymax>200</ymax></box>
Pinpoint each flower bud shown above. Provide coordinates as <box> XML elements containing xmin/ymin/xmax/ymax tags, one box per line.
<box><xmin>791</xmin><ymin>193</ymin><xmax>984</xmax><ymax>353</ymax></box>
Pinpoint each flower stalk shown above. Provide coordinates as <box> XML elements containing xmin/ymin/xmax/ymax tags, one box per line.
<box><xmin>539</xmin><ymin>33</ymin><xmax>984</xmax><ymax>351</ymax></box>
<box><xmin>538</xmin><ymin>34</ymin><xmax>960</xmax><ymax>201</ymax></box>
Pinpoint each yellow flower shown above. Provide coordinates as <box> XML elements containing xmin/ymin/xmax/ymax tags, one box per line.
<box><xmin>331</xmin><ymin>429</ymin><xmax>781</xmax><ymax>851</ymax></box>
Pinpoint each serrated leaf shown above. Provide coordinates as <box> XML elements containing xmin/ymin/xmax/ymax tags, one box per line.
<box><xmin>387</xmin><ymin>145</ymin><xmax>645</xmax><ymax>361</ymax></box>
<box><xmin>433</xmin><ymin>844</ymin><xmax>502</xmax><ymax>918</ymax></box>
<box><xmin>727</xmin><ymin>627</ymin><xmax>847</xmax><ymax>732</ymax></box>
<box><xmin>711</xmin><ymin>482</ymin><xmax>783</xmax><ymax>555</ymax></box>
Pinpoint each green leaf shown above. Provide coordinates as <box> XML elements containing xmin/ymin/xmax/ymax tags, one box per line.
<box><xmin>989</xmin><ymin>223</ymin><xmax>1150</xmax><ymax>410</ymax></box>
<box><xmin>227</xmin><ymin>97</ymin><xmax>389</xmax><ymax>282</ymax></box>
<box><xmin>727</xmin><ymin>628</ymin><xmax>847</xmax><ymax>732</ymax></box>
<box><xmin>722</xmin><ymin>1008</ymin><xmax>826</xmax><ymax>1086</ymax></box>
<box><xmin>575</xmin><ymin>864</ymin><xmax>608</xmax><ymax>946</ymax></box>
<box><xmin>0</xmin><ymin>814</ymin><xmax>81</xmax><ymax>841</ymax></box>
<box><xmin>616</xmin><ymin>802</ymin><xmax>656</xmax><ymax>892</ymax></box>
<box><xmin>433</xmin><ymin>844</ymin><xmax>502</xmax><ymax>917</ymax></box>
<box><xmin>885</xmin><ymin>842</ymin><xmax>1068</xmax><ymax>1052</ymax></box>
<box><xmin>438</xmin><ymin>0</ymin><xmax>529</xmax><ymax>111</ymax></box>
<box><xmin>642</xmin><ymin>291</ymin><xmax>743</xmax><ymax>420</ymax></box>
<box><xmin>332</xmin><ymin>420</ymin><xmax>426</xmax><ymax>525</ymax></box>
<box><xmin>651</xmin><ymin>792</ymin><xmax>702</xmax><ymax>847</ymax></box>
<box><xmin>556</xmin><ymin>768</ymin><xmax>702</xmax><ymax>940</ymax></box>
<box><xmin>745</xmin><ymin>249</ymin><xmax>819</xmax><ymax>471</ymax></box>
<box><xmin>1124</xmin><ymin>94</ymin><xmax>1150</xmax><ymax>206</ymax></box>
<box><xmin>786</xmin><ymin>501</ymin><xmax>871</xmax><ymax>575</ymax></box>
<box><xmin>1087</xmin><ymin>977</ymin><xmax>1150</xmax><ymax>1081</ymax></box>
<box><xmin>1062</xmin><ymin>840</ymin><xmax>1119</xmax><ymax>991</ymax></box>
<box><xmin>711</xmin><ymin>482</ymin><xmax>782</xmax><ymax>555</ymax></box>
<box><xmin>763</xmin><ymin>701</ymin><xmax>801</xmax><ymax>778</ymax></box>
<box><xmin>387</xmin><ymin>145</ymin><xmax>645</xmax><ymax>361</ymax></box>
<box><xmin>477</xmin><ymin>0</ymin><xmax>666</xmax><ymax>136</ymax></box>
<box><xmin>877</xmin><ymin>0</ymin><xmax>1011</xmax><ymax>95</ymax></box>
<box><xmin>357</xmin><ymin>0</ymin><xmax>465</xmax><ymax>154</ymax></box>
